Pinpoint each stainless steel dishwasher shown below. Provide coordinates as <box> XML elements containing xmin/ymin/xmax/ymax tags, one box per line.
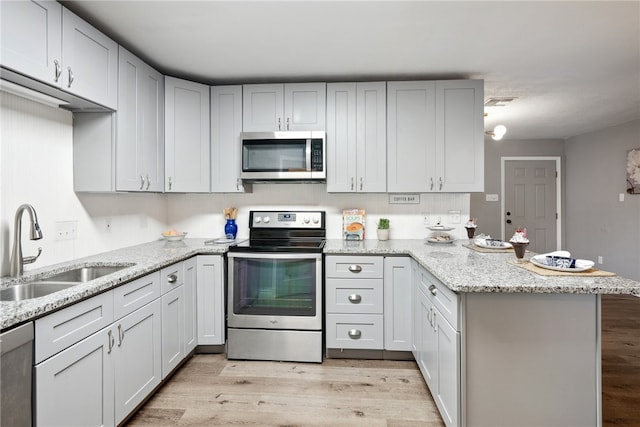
<box><xmin>1</xmin><ymin>321</ymin><xmax>34</xmax><ymax>426</ymax></box>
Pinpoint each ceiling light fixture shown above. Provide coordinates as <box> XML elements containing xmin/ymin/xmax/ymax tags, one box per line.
<box><xmin>485</xmin><ymin>125</ymin><xmax>507</xmax><ymax>141</ymax></box>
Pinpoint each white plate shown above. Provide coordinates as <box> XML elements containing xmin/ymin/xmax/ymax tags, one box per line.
<box><xmin>427</xmin><ymin>238</ymin><xmax>455</xmax><ymax>244</ymax></box>
<box><xmin>530</xmin><ymin>255</ymin><xmax>595</xmax><ymax>272</ymax></box>
<box><xmin>162</xmin><ymin>232</ymin><xmax>187</xmax><ymax>241</ymax></box>
<box><xmin>473</xmin><ymin>238</ymin><xmax>512</xmax><ymax>249</ymax></box>
<box><xmin>428</xmin><ymin>226</ymin><xmax>455</xmax><ymax>232</ymax></box>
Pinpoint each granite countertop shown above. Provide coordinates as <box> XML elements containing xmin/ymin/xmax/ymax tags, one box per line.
<box><xmin>2</xmin><ymin>238</ymin><xmax>639</xmax><ymax>331</ymax></box>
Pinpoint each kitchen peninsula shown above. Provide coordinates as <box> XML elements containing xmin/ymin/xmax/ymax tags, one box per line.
<box><xmin>2</xmin><ymin>239</ymin><xmax>639</xmax><ymax>426</ymax></box>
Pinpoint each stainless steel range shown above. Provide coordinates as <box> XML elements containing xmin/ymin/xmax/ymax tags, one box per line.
<box><xmin>226</xmin><ymin>210</ymin><xmax>325</xmax><ymax>363</ymax></box>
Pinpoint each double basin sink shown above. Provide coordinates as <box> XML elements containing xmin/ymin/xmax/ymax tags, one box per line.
<box><xmin>1</xmin><ymin>265</ymin><xmax>132</xmax><ymax>302</ymax></box>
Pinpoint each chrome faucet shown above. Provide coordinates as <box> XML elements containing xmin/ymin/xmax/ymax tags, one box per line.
<box><xmin>10</xmin><ymin>204</ymin><xmax>43</xmax><ymax>277</ymax></box>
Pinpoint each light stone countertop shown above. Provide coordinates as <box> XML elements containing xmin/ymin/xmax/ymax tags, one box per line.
<box><xmin>2</xmin><ymin>238</ymin><xmax>639</xmax><ymax>331</ymax></box>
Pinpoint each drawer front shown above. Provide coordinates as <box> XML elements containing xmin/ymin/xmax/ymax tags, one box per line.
<box><xmin>418</xmin><ymin>267</ymin><xmax>459</xmax><ymax>330</ymax></box>
<box><xmin>161</xmin><ymin>262</ymin><xmax>184</xmax><ymax>295</ymax></box>
<box><xmin>325</xmin><ymin>256</ymin><xmax>383</xmax><ymax>279</ymax></box>
<box><xmin>35</xmin><ymin>291</ymin><xmax>114</xmax><ymax>364</ymax></box>
<box><xmin>113</xmin><ymin>271</ymin><xmax>161</xmax><ymax>320</ymax></box>
<box><xmin>325</xmin><ymin>314</ymin><xmax>384</xmax><ymax>350</ymax></box>
<box><xmin>326</xmin><ymin>278</ymin><xmax>384</xmax><ymax>314</ymax></box>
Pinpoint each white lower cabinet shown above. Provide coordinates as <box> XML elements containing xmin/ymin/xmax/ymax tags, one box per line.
<box><xmin>196</xmin><ymin>255</ymin><xmax>225</xmax><ymax>345</ymax></box>
<box><xmin>161</xmin><ymin>286</ymin><xmax>185</xmax><ymax>378</ymax></box>
<box><xmin>415</xmin><ymin>265</ymin><xmax>460</xmax><ymax>427</ymax></box>
<box><xmin>383</xmin><ymin>257</ymin><xmax>412</xmax><ymax>351</ymax></box>
<box><xmin>183</xmin><ymin>257</ymin><xmax>198</xmax><ymax>354</ymax></box>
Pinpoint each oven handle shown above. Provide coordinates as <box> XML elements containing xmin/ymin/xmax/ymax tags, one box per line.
<box><xmin>227</xmin><ymin>252</ymin><xmax>322</xmax><ymax>260</ymax></box>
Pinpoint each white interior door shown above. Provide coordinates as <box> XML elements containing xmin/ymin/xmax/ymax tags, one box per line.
<box><xmin>503</xmin><ymin>159</ymin><xmax>558</xmax><ymax>253</ymax></box>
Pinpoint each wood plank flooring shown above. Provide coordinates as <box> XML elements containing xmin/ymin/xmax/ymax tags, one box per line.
<box><xmin>126</xmin><ymin>294</ymin><xmax>640</xmax><ymax>426</ymax></box>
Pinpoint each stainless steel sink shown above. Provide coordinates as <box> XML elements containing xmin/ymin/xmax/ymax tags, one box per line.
<box><xmin>0</xmin><ymin>264</ymin><xmax>132</xmax><ymax>302</ymax></box>
<box><xmin>42</xmin><ymin>265</ymin><xmax>128</xmax><ymax>283</ymax></box>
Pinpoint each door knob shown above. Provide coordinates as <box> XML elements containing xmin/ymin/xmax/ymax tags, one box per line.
<box><xmin>506</xmin><ymin>211</ymin><xmax>511</xmax><ymax>216</ymax></box>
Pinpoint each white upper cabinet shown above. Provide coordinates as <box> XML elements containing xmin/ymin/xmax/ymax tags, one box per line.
<box><xmin>327</xmin><ymin>82</ymin><xmax>386</xmax><ymax>192</ymax></box>
<box><xmin>436</xmin><ymin>80</ymin><xmax>484</xmax><ymax>192</ymax></box>
<box><xmin>0</xmin><ymin>0</ymin><xmax>62</xmax><ymax>85</ymax></box>
<box><xmin>0</xmin><ymin>3</ymin><xmax>118</xmax><ymax>109</ymax></box>
<box><xmin>116</xmin><ymin>47</ymin><xmax>164</xmax><ymax>192</ymax></box>
<box><xmin>387</xmin><ymin>81</ymin><xmax>437</xmax><ymax>193</ymax></box>
<box><xmin>61</xmin><ymin>8</ymin><xmax>118</xmax><ymax>109</ymax></box>
<box><xmin>243</xmin><ymin>83</ymin><xmax>326</xmax><ymax>131</ymax></box>
<box><xmin>165</xmin><ymin>76</ymin><xmax>210</xmax><ymax>192</ymax></box>
<box><xmin>210</xmin><ymin>85</ymin><xmax>250</xmax><ymax>193</ymax></box>
<box><xmin>387</xmin><ymin>80</ymin><xmax>484</xmax><ymax>193</ymax></box>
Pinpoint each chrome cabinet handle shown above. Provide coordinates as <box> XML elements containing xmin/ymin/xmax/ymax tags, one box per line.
<box><xmin>439</xmin><ymin>177</ymin><xmax>443</xmax><ymax>190</ymax></box>
<box><xmin>168</xmin><ymin>176</ymin><xmax>172</xmax><ymax>190</ymax></box>
<box><xmin>167</xmin><ymin>273</ymin><xmax>178</xmax><ymax>284</ymax></box>
<box><xmin>348</xmin><ymin>265</ymin><xmax>362</xmax><ymax>273</ymax></box>
<box><xmin>236</xmin><ymin>177</ymin><xmax>241</xmax><ymax>191</ymax></box>
<box><xmin>430</xmin><ymin>177</ymin><xmax>434</xmax><ymax>191</ymax></box>
<box><xmin>286</xmin><ymin>117</ymin><xmax>290</xmax><ymax>130</ymax></box>
<box><xmin>145</xmin><ymin>174</ymin><xmax>151</xmax><ymax>190</ymax></box>
<box><xmin>350</xmin><ymin>177</ymin><xmax>354</xmax><ymax>191</ymax></box>
<box><xmin>117</xmin><ymin>324</ymin><xmax>124</xmax><ymax>347</ymax></box>
<box><xmin>348</xmin><ymin>294</ymin><xmax>362</xmax><ymax>304</ymax></box>
<box><xmin>139</xmin><ymin>175</ymin><xmax>145</xmax><ymax>190</ymax></box>
<box><xmin>67</xmin><ymin>67</ymin><xmax>74</xmax><ymax>88</ymax></box>
<box><xmin>359</xmin><ymin>177</ymin><xmax>363</xmax><ymax>191</ymax></box>
<box><xmin>54</xmin><ymin>59</ymin><xmax>61</xmax><ymax>82</ymax></box>
<box><xmin>348</xmin><ymin>329</ymin><xmax>362</xmax><ymax>339</ymax></box>
<box><xmin>432</xmin><ymin>309</ymin><xmax>437</xmax><ymax>332</ymax></box>
<box><xmin>428</xmin><ymin>284</ymin><xmax>437</xmax><ymax>296</ymax></box>
<box><xmin>277</xmin><ymin>117</ymin><xmax>282</xmax><ymax>131</ymax></box>
<box><xmin>107</xmin><ymin>330</ymin><xmax>114</xmax><ymax>354</ymax></box>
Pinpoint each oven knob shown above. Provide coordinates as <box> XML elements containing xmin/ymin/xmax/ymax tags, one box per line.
<box><xmin>263</xmin><ymin>216</ymin><xmax>270</xmax><ymax>223</ymax></box>
<box><xmin>255</xmin><ymin>217</ymin><xmax>262</xmax><ymax>224</ymax></box>
<box><xmin>312</xmin><ymin>217</ymin><xmax>320</xmax><ymax>224</ymax></box>
<box><xmin>303</xmin><ymin>217</ymin><xmax>310</xmax><ymax>224</ymax></box>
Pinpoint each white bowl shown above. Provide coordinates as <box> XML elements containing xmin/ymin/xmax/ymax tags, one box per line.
<box><xmin>162</xmin><ymin>232</ymin><xmax>187</xmax><ymax>241</ymax></box>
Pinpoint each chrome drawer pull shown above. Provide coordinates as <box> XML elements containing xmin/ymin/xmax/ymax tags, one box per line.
<box><xmin>429</xmin><ymin>284</ymin><xmax>437</xmax><ymax>296</ymax></box>
<box><xmin>348</xmin><ymin>265</ymin><xmax>362</xmax><ymax>273</ymax></box>
<box><xmin>348</xmin><ymin>329</ymin><xmax>362</xmax><ymax>339</ymax></box>
<box><xmin>348</xmin><ymin>294</ymin><xmax>362</xmax><ymax>304</ymax></box>
<box><xmin>167</xmin><ymin>273</ymin><xmax>178</xmax><ymax>284</ymax></box>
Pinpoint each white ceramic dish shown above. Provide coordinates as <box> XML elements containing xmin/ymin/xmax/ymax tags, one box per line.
<box><xmin>427</xmin><ymin>238</ymin><xmax>455</xmax><ymax>244</ymax></box>
<box><xmin>162</xmin><ymin>232</ymin><xmax>187</xmax><ymax>242</ymax></box>
<box><xmin>473</xmin><ymin>238</ymin><xmax>512</xmax><ymax>249</ymax></box>
<box><xmin>530</xmin><ymin>254</ymin><xmax>595</xmax><ymax>272</ymax></box>
<box><xmin>428</xmin><ymin>226</ymin><xmax>455</xmax><ymax>232</ymax></box>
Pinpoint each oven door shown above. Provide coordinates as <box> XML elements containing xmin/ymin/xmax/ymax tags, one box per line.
<box><xmin>227</xmin><ymin>252</ymin><xmax>322</xmax><ymax>330</ymax></box>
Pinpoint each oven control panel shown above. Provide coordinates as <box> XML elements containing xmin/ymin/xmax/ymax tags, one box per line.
<box><xmin>250</xmin><ymin>211</ymin><xmax>324</xmax><ymax>228</ymax></box>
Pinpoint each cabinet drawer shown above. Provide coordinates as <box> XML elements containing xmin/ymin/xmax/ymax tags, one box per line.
<box><xmin>113</xmin><ymin>271</ymin><xmax>161</xmax><ymax>320</ymax></box>
<box><xmin>326</xmin><ymin>278</ymin><xmax>383</xmax><ymax>314</ymax></box>
<box><xmin>325</xmin><ymin>314</ymin><xmax>383</xmax><ymax>350</ymax></box>
<box><xmin>161</xmin><ymin>262</ymin><xmax>184</xmax><ymax>294</ymax></box>
<box><xmin>325</xmin><ymin>256</ymin><xmax>383</xmax><ymax>279</ymax></box>
<box><xmin>35</xmin><ymin>291</ymin><xmax>113</xmax><ymax>364</ymax></box>
<box><xmin>418</xmin><ymin>267</ymin><xmax>459</xmax><ymax>330</ymax></box>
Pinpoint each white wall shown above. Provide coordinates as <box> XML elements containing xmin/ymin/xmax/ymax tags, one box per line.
<box><xmin>1</xmin><ymin>90</ymin><xmax>470</xmax><ymax>276</ymax></box>
<box><xmin>565</xmin><ymin>119</ymin><xmax>640</xmax><ymax>280</ymax></box>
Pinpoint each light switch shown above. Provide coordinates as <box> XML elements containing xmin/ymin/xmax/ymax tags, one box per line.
<box><xmin>486</xmin><ymin>194</ymin><xmax>499</xmax><ymax>202</ymax></box>
<box><xmin>619</xmin><ymin>193</ymin><xmax>625</xmax><ymax>202</ymax></box>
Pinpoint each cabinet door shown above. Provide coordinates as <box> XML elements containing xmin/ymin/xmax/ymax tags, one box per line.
<box><xmin>436</xmin><ymin>79</ymin><xmax>484</xmax><ymax>192</ymax></box>
<box><xmin>114</xmin><ymin>299</ymin><xmax>162</xmax><ymax>425</ymax></box>
<box><xmin>183</xmin><ymin>257</ymin><xmax>197</xmax><ymax>354</ymax></box>
<box><xmin>196</xmin><ymin>255</ymin><xmax>225</xmax><ymax>345</ymax></box>
<box><xmin>35</xmin><ymin>325</ymin><xmax>115</xmax><ymax>427</ymax></box>
<box><xmin>161</xmin><ymin>286</ymin><xmax>184</xmax><ymax>378</ymax></box>
<box><xmin>356</xmin><ymin>82</ymin><xmax>386</xmax><ymax>192</ymax></box>
<box><xmin>165</xmin><ymin>76</ymin><xmax>210</xmax><ymax>192</ymax></box>
<box><xmin>435</xmin><ymin>315</ymin><xmax>461</xmax><ymax>427</ymax></box>
<box><xmin>417</xmin><ymin>288</ymin><xmax>437</xmax><ymax>392</ymax></box>
<box><xmin>242</xmin><ymin>83</ymin><xmax>283</xmax><ymax>132</ymax></box>
<box><xmin>326</xmin><ymin>83</ymin><xmax>357</xmax><ymax>192</ymax></box>
<box><xmin>387</xmin><ymin>81</ymin><xmax>436</xmax><ymax>192</ymax></box>
<box><xmin>0</xmin><ymin>0</ymin><xmax>62</xmax><ymax>86</ymax></box>
<box><xmin>61</xmin><ymin>7</ymin><xmax>118</xmax><ymax>109</ymax></box>
<box><xmin>117</xmin><ymin>47</ymin><xmax>164</xmax><ymax>192</ymax></box>
<box><xmin>284</xmin><ymin>83</ymin><xmax>326</xmax><ymax>131</ymax></box>
<box><xmin>211</xmin><ymin>85</ymin><xmax>248</xmax><ymax>192</ymax></box>
<box><xmin>383</xmin><ymin>257</ymin><xmax>412</xmax><ymax>351</ymax></box>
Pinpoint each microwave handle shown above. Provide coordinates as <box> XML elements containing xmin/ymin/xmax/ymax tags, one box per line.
<box><xmin>306</xmin><ymin>139</ymin><xmax>312</xmax><ymax>172</ymax></box>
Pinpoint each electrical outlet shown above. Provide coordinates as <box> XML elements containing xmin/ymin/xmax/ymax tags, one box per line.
<box><xmin>422</xmin><ymin>213</ymin><xmax>430</xmax><ymax>226</ymax></box>
<box><xmin>597</xmin><ymin>256</ymin><xmax>603</xmax><ymax>264</ymax></box>
<box><xmin>105</xmin><ymin>218</ymin><xmax>112</xmax><ymax>233</ymax></box>
<box><xmin>448</xmin><ymin>210</ymin><xmax>461</xmax><ymax>224</ymax></box>
<box><xmin>55</xmin><ymin>221</ymin><xmax>77</xmax><ymax>241</ymax></box>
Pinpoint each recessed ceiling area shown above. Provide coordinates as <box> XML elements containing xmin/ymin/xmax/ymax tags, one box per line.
<box><xmin>61</xmin><ymin>0</ymin><xmax>640</xmax><ymax>140</ymax></box>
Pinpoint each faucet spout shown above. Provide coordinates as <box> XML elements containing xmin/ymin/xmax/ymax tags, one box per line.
<box><xmin>10</xmin><ymin>204</ymin><xmax>43</xmax><ymax>277</ymax></box>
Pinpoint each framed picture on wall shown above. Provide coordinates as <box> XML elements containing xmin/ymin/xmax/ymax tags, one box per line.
<box><xmin>627</xmin><ymin>148</ymin><xmax>640</xmax><ymax>194</ymax></box>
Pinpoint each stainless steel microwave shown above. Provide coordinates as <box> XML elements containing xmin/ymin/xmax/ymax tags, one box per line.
<box><xmin>240</xmin><ymin>131</ymin><xmax>326</xmax><ymax>181</ymax></box>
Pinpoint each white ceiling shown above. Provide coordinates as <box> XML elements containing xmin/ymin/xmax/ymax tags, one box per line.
<box><xmin>61</xmin><ymin>0</ymin><xmax>640</xmax><ymax>140</ymax></box>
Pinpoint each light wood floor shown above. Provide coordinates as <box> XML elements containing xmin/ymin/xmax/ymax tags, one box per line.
<box><xmin>127</xmin><ymin>294</ymin><xmax>640</xmax><ymax>427</ymax></box>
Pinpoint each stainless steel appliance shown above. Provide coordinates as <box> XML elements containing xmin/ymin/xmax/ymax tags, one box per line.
<box><xmin>240</xmin><ymin>131</ymin><xmax>326</xmax><ymax>181</ymax></box>
<box><xmin>227</xmin><ymin>210</ymin><xmax>325</xmax><ymax>362</ymax></box>
<box><xmin>1</xmin><ymin>322</ymin><xmax>34</xmax><ymax>426</ymax></box>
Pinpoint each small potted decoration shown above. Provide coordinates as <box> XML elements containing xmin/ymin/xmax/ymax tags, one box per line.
<box><xmin>377</xmin><ymin>218</ymin><xmax>390</xmax><ymax>241</ymax></box>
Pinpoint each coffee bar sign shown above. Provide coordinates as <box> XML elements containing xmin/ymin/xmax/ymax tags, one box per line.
<box><xmin>389</xmin><ymin>194</ymin><xmax>420</xmax><ymax>204</ymax></box>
